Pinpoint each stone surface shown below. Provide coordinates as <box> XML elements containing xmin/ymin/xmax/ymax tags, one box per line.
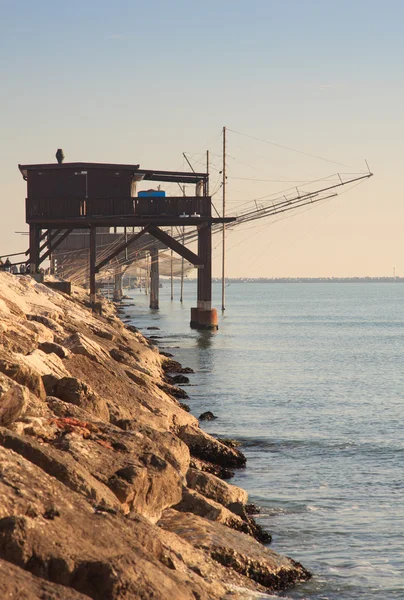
<box><xmin>0</xmin><ymin>427</ymin><xmax>120</xmax><ymax>510</ymax></box>
<box><xmin>174</xmin><ymin>488</ymin><xmax>255</xmax><ymax>536</ymax></box>
<box><xmin>39</xmin><ymin>341</ymin><xmax>71</xmax><ymax>359</ymax></box>
<box><xmin>0</xmin><ymin>384</ymin><xmax>30</xmax><ymax>426</ymax></box>
<box><xmin>53</xmin><ymin>377</ymin><xmax>110</xmax><ymax>422</ymax></box>
<box><xmin>187</xmin><ymin>467</ymin><xmax>248</xmax><ymax>508</ymax></box>
<box><xmin>0</xmin><ymin>352</ymin><xmax>46</xmax><ymax>400</ymax></box>
<box><xmin>64</xmin><ymin>332</ymin><xmax>111</xmax><ymax>367</ymax></box>
<box><xmin>0</xmin><ymin>558</ymin><xmax>91</xmax><ymax>600</ymax></box>
<box><xmin>199</xmin><ymin>410</ymin><xmax>218</xmax><ymax>421</ymax></box>
<box><xmin>178</xmin><ymin>424</ymin><xmax>247</xmax><ymax>468</ymax></box>
<box><xmin>159</xmin><ymin>510</ymin><xmax>311</xmax><ymax>592</ymax></box>
<box><xmin>0</xmin><ymin>448</ymin><xmax>229</xmax><ymax>600</ymax></box>
<box><xmin>190</xmin><ymin>456</ymin><xmax>235</xmax><ymax>480</ymax></box>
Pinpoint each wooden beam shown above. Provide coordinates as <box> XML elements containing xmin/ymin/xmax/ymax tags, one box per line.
<box><xmin>95</xmin><ymin>226</ymin><xmax>150</xmax><ymax>272</ymax></box>
<box><xmin>29</xmin><ymin>225</ymin><xmax>40</xmax><ymax>273</ymax></box>
<box><xmin>26</xmin><ymin>217</ymin><xmax>236</xmax><ymax>227</ymax></box>
<box><xmin>38</xmin><ymin>229</ymin><xmax>73</xmax><ymax>265</ymax></box>
<box><xmin>26</xmin><ymin>229</ymin><xmax>62</xmax><ymax>256</ymax></box>
<box><xmin>148</xmin><ymin>226</ymin><xmax>202</xmax><ymax>266</ymax></box>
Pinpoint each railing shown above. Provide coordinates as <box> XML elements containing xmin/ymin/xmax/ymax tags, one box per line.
<box><xmin>26</xmin><ymin>196</ymin><xmax>211</xmax><ymax>219</ymax></box>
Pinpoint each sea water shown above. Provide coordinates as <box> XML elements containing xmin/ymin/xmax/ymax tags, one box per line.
<box><xmin>124</xmin><ymin>282</ymin><xmax>404</xmax><ymax>599</ymax></box>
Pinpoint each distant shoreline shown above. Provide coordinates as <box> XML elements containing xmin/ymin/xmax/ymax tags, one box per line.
<box><xmin>167</xmin><ymin>277</ymin><xmax>404</xmax><ymax>284</ymax></box>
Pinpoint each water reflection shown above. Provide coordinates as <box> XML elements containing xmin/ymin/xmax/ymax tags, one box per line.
<box><xmin>195</xmin><ymin>330</ymin><xmax>216</xmax><ymax>350</ymax></box>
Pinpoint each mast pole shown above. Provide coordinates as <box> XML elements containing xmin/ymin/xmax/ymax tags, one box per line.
<box><xmin>206</xmin><ymin>150</ymin><xmax>209</xmax><ymax>196</ymax></box>
<box><xmin>180</xmin><ymin>185</ymin><xmax>186</xmax><ymax>303</ymax></box>
<box><xmin>221</xmin><ymin>126</ymin><xmax>226</xmax><ymax>311</ymax></box>
<box><xmin>170</xmin><ymin>226</ymin><xmax>174</xmax><ymax>300</ymax></box>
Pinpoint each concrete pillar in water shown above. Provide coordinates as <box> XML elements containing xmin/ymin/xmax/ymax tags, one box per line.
<box><xmin>113</xmin><ymin>269</ymin><xmax>123</xmax><ymax>301</ymax></box>
<box><xmin>149</xmin><ymin>246</ymin><xmax>159</xmax><ymax>309</ymax></box>
<box><xmin>190</xmin><ymin>223</ymin><xmax>218</xmax><ymax>330</ymax></box>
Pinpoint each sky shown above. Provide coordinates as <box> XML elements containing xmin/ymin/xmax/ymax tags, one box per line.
<box><xmin>1</xmin><ymin>0</ymin><xmax>403</xmax><ymax>278</ymax></box>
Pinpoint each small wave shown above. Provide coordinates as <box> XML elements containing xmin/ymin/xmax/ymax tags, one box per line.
<box><xmin>225</xmin><ymin>585</ymin><xmax>291</xmax><ymax>599</ymax></box>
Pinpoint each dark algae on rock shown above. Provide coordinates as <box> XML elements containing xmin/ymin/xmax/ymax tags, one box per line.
<box><xmin>0</xmin><ymin>273</ymin><xmax>311</xmax><ymax>598</ymax></box>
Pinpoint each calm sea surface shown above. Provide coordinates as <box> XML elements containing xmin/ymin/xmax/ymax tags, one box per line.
<box><xmin>124</xmin><ymin>282</ymin><xmax>404</xmax><ymax>600</ymax></box>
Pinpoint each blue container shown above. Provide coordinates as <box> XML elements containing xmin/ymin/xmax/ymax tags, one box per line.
<box><xmin>138</xmin><ymin>190</ymin><xmax>166</xmax><ymax>198</ymax></box>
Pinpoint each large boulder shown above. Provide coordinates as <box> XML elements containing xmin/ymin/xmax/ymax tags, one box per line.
<box><xmin>159</xmin><ymin>510</ymin><xmax>311</xmax><ymax>592</ymax></box>
<box><xmin>0</xmin><ymin>558</ymin><xmax>90</xmax><ymax>600</ymax></box>
<box><xmin>0</xmin><ymin>353</ymin><xmax>46</xmax><ymax>400</ymax></box>
<box><xmin>174</xmin><ymin>488</ymin><xmax>255</xmax><ymax>536</ymax></box>
<box><xmin>64</xmin><ymin>332</ymin><xmax>111</xmax><ymax>367</ymax></box>
<box><xmin>53</xmin><ymin>377</ymin><xmax>110</xmax><ymax>422</ymax></box>
<box><xmin>186</xmin><ymin>467</ymin><xmax>248</xmax><ymax>508</ymax></box>
<box><xmin>0</xmin><ymin>385</ymin><xmax>30</xmax><ymax>426</ymax></box>
<box><xmin>178</xmin><ymin>424</ymin><xmax>247</xmax><ymax>468</ymax></box>
<box><xmin>0</xmin><ymin>447</ymin><xmax>227</xmax><ymax>600</ymax></box>
<box><xmin>0</xmin><ymin>427</ymin><xmax>120</xmax><ymax>511</ymax></box>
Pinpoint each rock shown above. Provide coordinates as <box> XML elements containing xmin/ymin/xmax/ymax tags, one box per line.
<box><xmin>186</xmin><ymin>468</ymin><xmax>248</xmax><ymax>508</ymax></box>
<box><xmin>171</xmin><ymin>374</ymin><xmax>190</xmax><ymax>385</ymax></box>
<box><xmin>0</xmin><ymin>427</ymin><xmax>119</xmax><ymax>510</ymax></box>
<box><xmin>0</xmin><ymin>385</ymin><xmax>30</xmax><ymax>426</ymax></box>
<box><xmin>0</xmin><ymin>447</ymin><xmax>227</xmax><ymax>600</ymax></box>
<box><xmin>179</xmin><ymin>402</ymin><xmax>190</xmax><ymax>412</ymax></box>
<box><xmin>147</xmin><ymin>326</ymin><xmax>160</xmax><ymax>330</ymax></box>
<box><xmin>125</xmin><ymin>324</ymin><xmax>138</xmax><ymax>333</ymax></box>
<box><xmin>0</xmin><ymin>558</ymin><xmax>90</xmax><ymax>599</ymax></box>
<box><xmin>23</xmin><ymin>319</ymin><xmax>55</xmax><ymax>344</ymax></box>
<box><xmin>39</xmin><ymin>341</ymin><xmax>70</xmax><ymax>359</ymax></box>
<box><xmin>27</xmin><ymin>313</ymin><xmax>64</xmax><ymax>334</ymax></box>
<box><xmin>160</xmin><ymin>351</ymin><xmax>174</xmax><ymax>358</ymax></box>
<box><xmin>157</xmin><ymin>382</ymin><xmax>189</xmax><ymax>400</ymax></box>
<box><xmin>162</xmin><ymin>359</ymin><xmax>194</xmax><ymax>374</ymax></box>
<box><xmin>174</xmin><ymin>488</ymin><xmax>255</xmax><ymax>536</ymax></box>
<box><xmin>0</xmin><ymin>354</ymin><xmax>46</xmax><ymax>400</ymax></box>
<box><xmin>199</xmin><ymin>411</ymin><xmax>218</xmax><ymax>421</ymax></box>
<box><xmin>53</xmin><ymin>377</ymin><xmax>110</xmax><ymax>421</ymax></box>
<box><xmin>109</xmin><ymin>347</ymin><xmax>129</xmax><ymax>363</ymax></box>
<box><xmin>178</xmin><ymin>425</ymin><xmax>247</xmax><ymax>468</ymax></box>
<box><xmin>91</xmin><ymin>327</ymin><xmax>115</xmax><ymax>341</ymax></box>
<box><xmin>107</xmin><ymin>451</ymin><xmax>183</xmax><ymax>520</ymax></box>
<box><xmin>159</xmin><ymin>510</ymin><xmax>311</xmax><ymax>592</ymax></box>
<box><xmin>0</xmin><ymin>324</ymin><xmax>37</xmax><ymax>355</ymax></box>
<box><xmin>64</xmin><ymin>332</ymin><xmax>110</xmax><ymax>367</ymax></box>
<box><xmin>190</xmin><ymin>457</ymin><xmax>235</xmax><ymax>480</ymax></box>
<box><xmin>125</xmin><ymin>369</ymin><xmax>148</xmax><ymax>387</ymax></box>
<box><xmin>217</xmin><ymin>437</ymin><xmax>242</xmax><ymax>448</ymax></box>
<box><xmin>20</xmin><ymin>349</ymin><xmax>70</xmax><ymax>380</ymax></box>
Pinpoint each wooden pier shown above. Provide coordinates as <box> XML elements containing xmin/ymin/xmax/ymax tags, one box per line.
<box><xmin>19</xmin><ymin>158</ymin><xmax>235</xmax><ymax>329</ymax></box>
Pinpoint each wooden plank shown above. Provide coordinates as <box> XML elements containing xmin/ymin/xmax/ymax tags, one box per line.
<box><xmin>38</xmin><ymin>229</ymin><xmax>73</xmax><ymax>265</ymax></box>
<box><xmin>148</xmin><ymin>226</ymin><xmax>202</xmax><ymax>266</ymax></box>
<box><xmin>95</xmin><ymin>226</ymin><xmax>150</xmax><ymax>272</ymax></box>
<box><xmin>26</xmin><ymin>216</ymin><xmax>236</xmax><ymax>227</ymax></box>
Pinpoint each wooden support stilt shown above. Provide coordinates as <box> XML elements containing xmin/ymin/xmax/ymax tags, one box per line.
<box><xmin>170</xmin><ymin>226</ymin><xmax>174</xmax><ymax>300</ymax></box>
<box><xmin>149</xmin><ymin>246</ymin><xmax>159</xmax><ymax>309</ymax></box>
<box><xmin>89</xmin><ymin>226</ymin><xmax>96</xmax><ymax>306</ymax></box>
<box><xmin>29</xmin><ymin>224</ymin><xmax>40</xmax><ymax>274</ymax></box>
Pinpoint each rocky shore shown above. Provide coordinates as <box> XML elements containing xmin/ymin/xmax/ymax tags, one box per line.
<box><xmin>0</xmin><ymin>272</ymin><xmax>310</xmax><ymax>599</ymax></box>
